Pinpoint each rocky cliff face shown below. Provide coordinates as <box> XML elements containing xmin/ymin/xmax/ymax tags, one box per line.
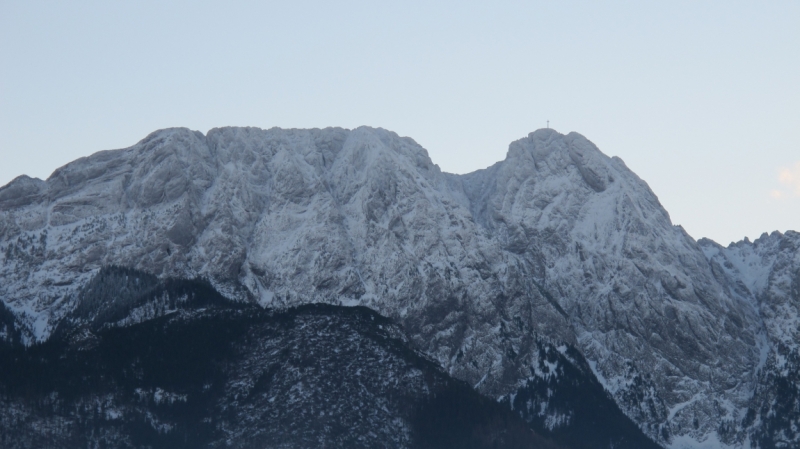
<box><xmin>701</xmin><ymin>232</ymin><xmax>800</xmax><ymax>448</ymax></box>
<box><xmin>452</xmin><ymin>131</ymin><xmax>769</xmax><ymax>446</ymax></box>
<box><xmin>0</xmin><ymin>126</ymin><xmax>795</xmax><ymax>447</ymax></box>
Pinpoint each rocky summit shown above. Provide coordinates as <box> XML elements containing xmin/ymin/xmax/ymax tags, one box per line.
<box><xmin>0</xmin><ymin>126</ymin><xmax>797</xmax><ymax>448</ymax></box>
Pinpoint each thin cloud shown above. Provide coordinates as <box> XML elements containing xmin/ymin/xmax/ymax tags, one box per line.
<box><xmin>772</xmin><ymin>162</ymin><xmax>800</xmax><ymax>198</ymax></box>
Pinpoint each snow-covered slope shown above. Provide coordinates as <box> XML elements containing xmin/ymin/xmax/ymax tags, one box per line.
<box><xmin>701</xmin><ymin>232</ymin><xmax>800</xmax><ymax>447</ymax></box>
<box><xmin>0</xmin><ymin>126</ymin><xmax>794</xmax><ymax>447</ymax></box>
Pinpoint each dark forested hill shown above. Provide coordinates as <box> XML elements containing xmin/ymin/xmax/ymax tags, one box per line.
<box><xmin>0</xmin><ymin>273</ymin><xmax>562</xmax><ymax>448</ymax></box>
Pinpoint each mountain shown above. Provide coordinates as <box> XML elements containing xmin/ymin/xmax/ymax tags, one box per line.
<box><xmin>0</xmin><ymin>126</ymin><xmax>795</xmax><ymax>448</ymax></box>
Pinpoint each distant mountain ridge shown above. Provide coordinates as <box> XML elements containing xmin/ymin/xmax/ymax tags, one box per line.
<box><xmin>0</xmin><ymin>126</ymin><xmax>797</xmax><ymax>448</ymax></box>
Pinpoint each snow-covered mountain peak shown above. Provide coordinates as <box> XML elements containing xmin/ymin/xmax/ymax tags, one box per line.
<box><xmin>0</xmin><ymin>175</ymin><xmax>47</xmax><ymax>209</ymax></box>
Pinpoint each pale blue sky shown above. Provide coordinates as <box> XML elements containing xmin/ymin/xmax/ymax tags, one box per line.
<box><xmin>1</xmin><ymin>1</ymin><xmax>798</xmax><ymax>244</ymax></box>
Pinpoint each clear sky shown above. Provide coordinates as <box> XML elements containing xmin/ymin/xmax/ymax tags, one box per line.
<box><xmin>1</xmin><ymin>1</ymin><xmax>797</xmax><ymax>245</ymax></box>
